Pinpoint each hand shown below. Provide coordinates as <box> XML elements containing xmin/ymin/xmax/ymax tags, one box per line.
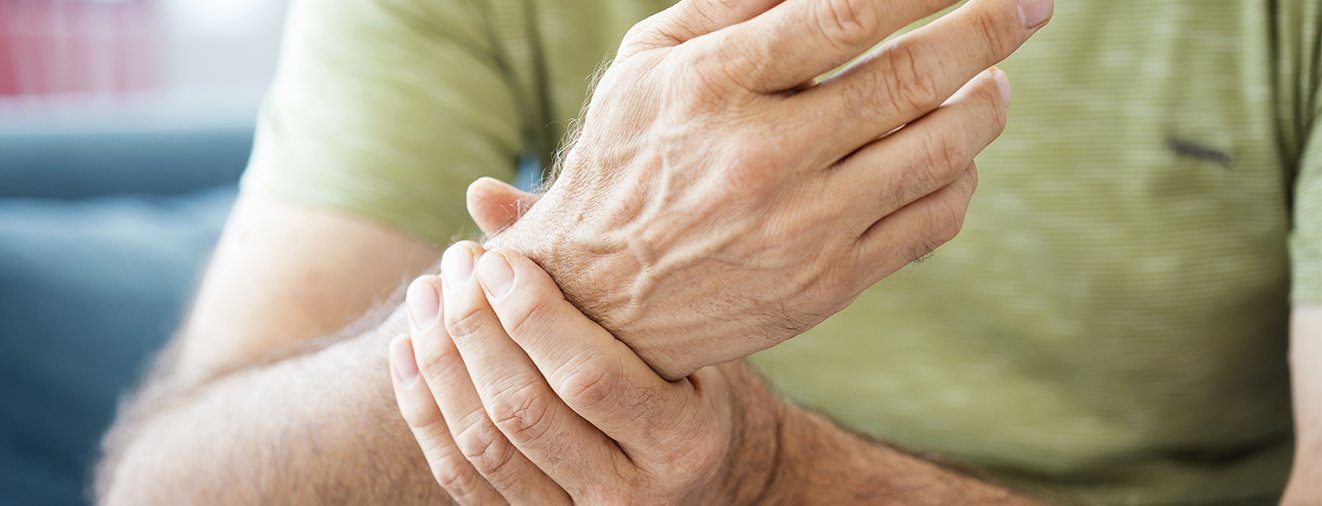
<box><xmin>389</xmin><ymin>242</ymin><xmax>784</xmax><ymax>504</ymax></box>
<box><xmin>488</xmin><ymin>0</ymin><xmax>1053</xmax><ymax>379</ymax></box>
<box><xmin>465</xmin><ymin>177</ymin><xmax>539</xmax><ymax>237</ymax></box>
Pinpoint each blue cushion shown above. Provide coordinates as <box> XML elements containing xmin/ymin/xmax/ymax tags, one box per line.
<box><xmin>0</xmin><ymin>187</ymin><xmax>234</xmax><ymax>505</ymax></box>
<box><xmin>0</xmin><ymin>123</ymin><xmax>252</xmax><ymax>200</ymax></box>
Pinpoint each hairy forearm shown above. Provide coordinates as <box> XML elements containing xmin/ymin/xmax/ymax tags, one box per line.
<box><xmin>766</xmin><ymin>409</ymin><xmax>1037</xmax><ymax>505</ymax></box>
<box><xmin>724</xmin><ymin>364</ymin><xmax>1037</xmax><ymax>505</ymax></box>
<box><xmin>175</xmin><ymin>196</ymin><xmax>439</xmax><ymax>380</ymax></box>
<box><xmin>97</xmin><ymin>308</ymin><xmax>446</xmax><ymax>505</ymax></box>
<box><xmin>99</xmin><ymin>311</ymin><xmax>1030</xmax><ymax>505</ymax></box>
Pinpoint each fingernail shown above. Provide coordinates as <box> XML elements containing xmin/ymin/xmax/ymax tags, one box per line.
<box><xmin>477</xmin><ymin>252</ymin><xmax>515</xmax><ymax>297</ymax></box>
<box><xmin>441</xmin><ymin>243</ymin><xmax>475</xmax><ymax>292</ymax></box>
<box><xmin>406</xmin><ymin>276</ymin><xmax>439</xmax><ymax>330</ymax></box>
<box><xmin>991</xmin><ymin>67</ymin><xmax>1012</xmax><ymax>105</ymax></box>
<box><xmin>1017</xmin><ymin>0</ymin><xmax>1053</xmax><ymax>28</ymax></box>
<box><xmin>467</xmin><ymin>177</ymin><xmax>498</xmax><ymax>199</ymax></box>
<box><xmin>390</xmin><ymin>335</ymin><xmax>420</xmax><ymax>383</ymax></box>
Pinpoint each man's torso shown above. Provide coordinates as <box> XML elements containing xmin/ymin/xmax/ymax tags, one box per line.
<box><xmin>251</xmin><ymin>1</ymin><xmax>1322</xmax><ymax>502</ymax></box>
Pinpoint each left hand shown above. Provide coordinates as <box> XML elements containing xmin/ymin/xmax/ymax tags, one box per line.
<box><xmin>389</xmin><ymin>241</ymin><xmax>784</xmax><ymax>504</ymax></box>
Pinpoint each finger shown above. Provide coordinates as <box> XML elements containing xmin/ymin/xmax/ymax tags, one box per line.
<box><xmin>828</xmin><ymin>68</ymin><xmax>1008</xmax><ymax>232</ymax></box>
<box><xmin>474</xmin><ymin>248</ymin><xmax>693</xmax><ymax>461</ymax></box>
<box><xmin>687</xmin><ymin>0</ymin><xmax>961</xmax><ymax>93</ymax></box>
<box><xmin>619</xmin><ymin>0</ymin><xmax>784</xmax><ymax>58</ymax></box>
<box><xmin>407</xmin><ymin>271</ymin><xmax>570</xmax><ymax>505</ymax></box>
<box><xmin>856</xmin><ymin>163</ymin><xmax>979</xmax><ymax>284</ymax></box>
<box><xmin>389</xmin><ymin>334</ymin><xmax>503</xmax><ymax>505</ymax></box>
<box><xmin>790</xmin><ymin>0</ymin><xmax>1050</xmax><ymax>158</ymax></box>
<box><xmin>440</xmin><ymin>243</ymin><xmax>627</xmax><ymax>494</ymax></box>
<box><xmin>466</xmin><ymin>177</ymin><xmax>539</xmax><ymax>236</ymax></box>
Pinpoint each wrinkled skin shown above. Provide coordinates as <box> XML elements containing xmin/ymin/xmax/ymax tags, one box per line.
<box><xmin>489</xmin><ymin>0</ymin><xmax>1046</xmax><ymax>379</ymax></box>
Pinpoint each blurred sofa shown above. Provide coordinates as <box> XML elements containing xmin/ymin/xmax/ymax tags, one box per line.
<box><xmin>0</xmin><ymin>117</ymin><xmax>250</xmax><ymax>505</ymax></box>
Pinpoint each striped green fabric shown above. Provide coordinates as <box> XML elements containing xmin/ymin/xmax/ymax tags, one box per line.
<box><xmin>243</xmin><ymin>1</ymin><xmax>1322</xmax><ymax>503</ymax></box>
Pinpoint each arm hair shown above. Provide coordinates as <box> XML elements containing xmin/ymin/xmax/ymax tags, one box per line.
<box><xmin>94</xmin><ymin>281</ymin><xmax>450</xmax><ymax>505</ymax></box>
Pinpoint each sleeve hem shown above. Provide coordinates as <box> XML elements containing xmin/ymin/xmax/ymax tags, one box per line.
<box><xmin>241</xmin><ymin>165</ymin><xmax>480</xmax><ymax>248</ymax></box>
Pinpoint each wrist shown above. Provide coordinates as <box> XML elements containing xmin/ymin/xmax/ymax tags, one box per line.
<box><xmin>483</xmin><ymin>198</ymin><xmax>626</xmax><ymax>316</ymax></box>
<box><xmin>752</xmin><ymin>402</ymin><xmax>819</xmax><ymax>504</ymax></box>
<box><xmin>700</xmin><ymin>363</ymin><xmax>793</xmax><ymax>505</ymax></box>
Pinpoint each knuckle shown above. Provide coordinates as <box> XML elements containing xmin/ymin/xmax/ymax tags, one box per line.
<box><xmin>759</xmin><ymin>208</ymin><xmax>820</xmax><ymax>249</ymax></box>
<box><xmin>620</xmin><ymin>9</ymin><xmax>683</xmax><ymax>56</ymax></box>
<box><xmin>974</xmin><ymin>9</ymin><xmax>1019</xmax><ymax>58</ymax></box>
<box><xmin>622</xmin><ymin>17</ymin><xmax>650</xmax><ymax>40</ymax></box>
<box><xmin>941</xmin><ymin>208</ymin><xmax>968</xmax><ymax>241</ymax></box>
<box><xmin>442</xmin><ymin>302</ymin><xmax>489</xmax><ymax>343</ymax></box>
<box><xmin>674</xmin><ymin>49</ymin><xmax>741</xmax><ymax>111</ymax></box>
<box><xmin>720</xmin><ymin>162</ymin><xmax>769</xmax><ymax>200</ymax></box>
<box><xmin>621</xmin><ymin>17</ymin><xmax>658</xmax><ymax>49</ymax></box>
<box><xmin>559</xmin><ymin>358</ymin><xmax>620</xmax><ymax>409</ymax></box>
<box><xmin>878</xmin><ymin>43</ymin><xmax>942</xmax><ymax>116</ymax></box>
<box><xmin>416</xmin><ymin>339</ymin><xmax>461</xmax><ymax>383</ymax></box>
<box><xmin>932</xmin><ymin>192</ymin><xmax>970</xmax><ymax>241</ymax></box>
<box><xmin>455</xmin><ymin>417</ymin><xmax>517</xmax><ymax>478</ymax></box>
<box><xmin>970</xmin><ymin>75</ymin><xmax>1010</xmax><ymax>137</ymax></box>
<box><xmin>816</xmin><ymin>0</ymin><xmax>878</xmax><ymax>49</ymax></box>
<box><xmin>668</xmin><ymin>4</ymin><xmax>714</xmax><ymax>39</ymax></box>
<box><xmin>486</xmin><ymin>382</ymin><xmax>553</xmax><ymax>442</ymax></box>
<box><xmin>505</xmin><ymin>297</ymin><xmax>559</xmax><ymax>344</ymax></box>
<box><xmin>917</xmin><ymin>128</ymin><xmax>967</xmax><ymax>178</ymax></box>
<box><xmin>720</xmin><ymin>139</ymin><xmax>785</xmax><ymax>198</ymax></box>
<box><xmin>432</xmin><ymin>454</ymin><xmax>481</xmax><ymax>497</ymax></box>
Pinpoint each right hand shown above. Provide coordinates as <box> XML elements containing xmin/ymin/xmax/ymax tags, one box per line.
<box><xmin>485</xmin><ymin>0</ymin><xmax>1053</xmax><ymax>379</ymax></box>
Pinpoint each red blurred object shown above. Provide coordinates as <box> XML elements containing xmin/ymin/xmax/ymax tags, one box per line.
<box><xmin>0</xmin><ymin>0</ymin><xmax>161</xmax><ymax>97</ymax></box>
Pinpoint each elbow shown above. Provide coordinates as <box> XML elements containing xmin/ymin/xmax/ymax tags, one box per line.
<box><xmin>95</xmin><ymin>439</ymin><xmax>169</xmax><ymax>506</ymax></box>
<box><xmin>96</xmin><ymin>416</ymin><xmax>266</xmax><ymax>505</ymax></box>
<box><xmin>95</xmin><ymin>415</ymin><xmax>216</xmax><ymax>505</ymax></box>
<box><xmin>93</xmin><ymin>383</ymin><xmax>255</xmax><ymax>505</ymax></box>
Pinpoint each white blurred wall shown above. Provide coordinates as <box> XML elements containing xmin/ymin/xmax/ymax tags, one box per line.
<box><xmin>158</xmin><ymin>0</ymin><xmax>286</xmax><ymax>100</ymax></box>
<box><xmin>0</xmin><ymin>0</ymin><xmax>287</xmax><ymax>127</ymax></box>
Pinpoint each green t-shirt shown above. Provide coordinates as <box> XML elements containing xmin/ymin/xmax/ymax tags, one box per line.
<box><xmin>243</xmin><ymin>1</ymin><xmax>1322</xmax><ymax>503</ymax></box>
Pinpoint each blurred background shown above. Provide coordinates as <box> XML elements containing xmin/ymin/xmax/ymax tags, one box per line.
<box><xmin>0</xmin><ymin>0</ymin><xmax>285</xmax><ymax>503</ymax></box>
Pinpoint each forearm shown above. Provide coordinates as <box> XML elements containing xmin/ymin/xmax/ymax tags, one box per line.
<box><xmin>725</xmin><ymin>364</ymin><xmax>1037</xmax><ymax>505</ymax></box>
<box><xmin>1284</xmin><ymin>436</ymin><xmax>1322</xmax><ymax>505</ymax></box>
<box><xmin>97</xmin><ymin>308</ymin><xmax>445</xmax><ymax>505</ymax></box>
<box><xmin>175</xmin><ymin>195</ymin><xmax>438</xmax><ymax>379</ymax></box>
<box><xmin>1283</xmin><ymin>306</ymin><xmax>1322</xmax><ymax>504</ymax></box>
<box><xmin>1286</xmin><ymin>423</ymin><xmax>1322</xmax><ymax>504</ymax></box>
<box><xmin>764</xmin><ymin>408</ymin><xmax>1037</xmax><ymax>504</ymax></box>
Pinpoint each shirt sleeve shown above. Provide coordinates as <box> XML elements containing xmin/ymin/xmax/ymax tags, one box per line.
<box><xmin>241</xmin><ymin>0</ymin><xmax>524</xmax><ymax>245</ymax></box>
<box><xmin>1294</xmin><ymin>117</ymin><xmax>1322</xmax><ymax>303</ymax></box>
<box><xmin>1287</xmin><ymin>0</ymin><xmax>1322</xmax><ymax>303</ymax></box>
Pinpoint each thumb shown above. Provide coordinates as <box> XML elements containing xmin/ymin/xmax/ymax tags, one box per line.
<box><xmin>466</xmin><ymin>177</ymin><xmax>540</xmax><ymax>236</ymax></box>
